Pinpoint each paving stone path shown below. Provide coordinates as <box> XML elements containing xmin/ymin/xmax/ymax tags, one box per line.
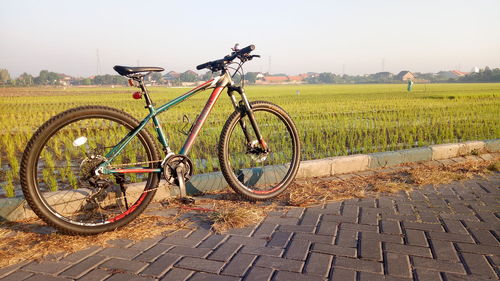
<box><xmin>0</xmin><ymin>173</ymin><xmax>499</xmax><ymax>281</ymax></box>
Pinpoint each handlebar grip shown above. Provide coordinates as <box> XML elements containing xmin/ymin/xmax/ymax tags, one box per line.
<box><xmin>196</xmin><ymin>62</ymin><xmax>211</xmax><ymax>70</ymax></box>
<box><xmin>239</xmin><ymin>45</ymin><xmax>255</xmax><ymax>55</ymax></box>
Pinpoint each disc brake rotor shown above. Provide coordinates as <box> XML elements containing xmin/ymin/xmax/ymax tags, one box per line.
<box><xmin>247</xmin><ymin>140</ymin><xmax>268</xmax><ymax>163</ymax></box>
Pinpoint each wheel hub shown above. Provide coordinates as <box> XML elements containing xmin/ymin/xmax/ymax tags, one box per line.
<box><xmin>247</xmin><ymin>140</ymin><xmax>269</xmax><ymax>163</ymax></box>
<box><xmin>79</xmin><ymin>155</ymin><xmax>107</xmax><ymax>181</ymax></box>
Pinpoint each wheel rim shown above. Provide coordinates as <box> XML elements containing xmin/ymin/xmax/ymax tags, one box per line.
<box><xmin>32</xmin><ymin>115</ymin><xmax>156</xmax><ymax>226</ymax></box>
<box><xmin>225</xmin><ymin>107</ymin><xmax>298</xmax><ymax>194</ymax></box>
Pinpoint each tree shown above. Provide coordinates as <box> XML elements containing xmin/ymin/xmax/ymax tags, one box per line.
<box><xmin>17</xmin><ymin>73</ymin><xmax>33</xmax><ymax>86</ymax></box>
<box><xmin>0</xmin><ymin>69</ymin><xmax>10</xmax><ymax>84</ymax></box>
<box><xmin>179</xmin><ymin>71</ymin><xmax>198</xmax><ymax>82</ymax></box>
<box><xmin>459</xmin><ymin>67</ymin><xmax>500</xmax><ymax>82</ymax></box>
<box><xmin>318</xmin><ymin>72</ymin><xmax>335</xmax><ymax>84</ymax></box>
<box><xmin>47</xmin><ymin>72</ymin><xmax>60</xmax><ymax>85</ymax></box>
<box><xmin>92</xmin><ymin>74</ymin><xmax>127</xmax><ymax>85</ymax></box>
<box><xmin>245</xmin><ymin>72</ymin><xmax>258</xmax><ymax>84</ymax></box>
<box><xmin>149</xmin><ymin>72</ymin><xmax>163</xmax><ymax>84</ymax></box>
<box><xmin>82</xmin><ymin>78</ymin><xmax>92</xmax><ymax>85</ymax></box>
<box><xmin>37</xmin><ymin>70</ymin><xmax>49</xmax><ymax>85</ymax></box>
<box><xmin>201</xmin><ymin>71</ymin><xmax>214</xmax><ymax>81</ymax></box>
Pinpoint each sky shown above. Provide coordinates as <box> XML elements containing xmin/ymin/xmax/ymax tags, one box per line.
<box><xmin>1</xmin><ymin>0</ymin><xmax>499</xmax><ymax>78</ymax></box>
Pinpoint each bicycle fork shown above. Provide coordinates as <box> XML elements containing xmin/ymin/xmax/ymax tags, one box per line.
<box><xmin>227</xmin><ymin>86</ymin><xmax>268</xmax><ymax>151</ymax></box>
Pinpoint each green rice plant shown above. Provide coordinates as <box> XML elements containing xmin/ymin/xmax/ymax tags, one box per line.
<box><xmin>3</xmin><ymin>170</ymin><xmax>15</xmax><ymax>198</ymax></box>
<box><xmin>41</xmin><ymin>149</ymin><xmax>55</xmax><ymax>170</ymax></box>
<box><xmin>42</xmin><ymin>168</ymin><xmax>58</xmax><ymax>192</ymax></box>
<box><xmin>0</xmin><ymin>83</ymin><xmax>499</xmax><ymax>197</ymax></box>
<box><xmin>51</xmin><ymin>138</ymin><xmax>63</xmax><ymax>159</ymax></box>
<box><xmin>6</xmin><ymin>152</ymin><xmax>20</xmax><ymax>179</ymax></box>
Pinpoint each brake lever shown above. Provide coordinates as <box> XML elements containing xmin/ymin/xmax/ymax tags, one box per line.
<box><xmin>247</xmin><ymin>54</ymin><xmax>261</xmax><ymax>61</ymax></box>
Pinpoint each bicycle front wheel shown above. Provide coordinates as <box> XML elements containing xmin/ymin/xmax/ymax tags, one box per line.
<box><xmin>20</xmin><ymin>106</ymin><xmax>161</xmax><ymax>235</ymax></box>
<box><xmin>219</xmin><ymin>101</ymin><xmax>300</xmax><ymax>200</ymax></box>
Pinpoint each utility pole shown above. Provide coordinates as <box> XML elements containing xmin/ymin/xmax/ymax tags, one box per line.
<box><xmin>268</xmin><ymin>56</ymin><xmax>272</xmax><ymax>74</ymax></box>
<box><xmin>96</xmin><ymin>49</ymin><xmax>101</xmax><ymax>75</ymax></box>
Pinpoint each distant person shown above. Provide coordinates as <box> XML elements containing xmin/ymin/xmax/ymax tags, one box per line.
<box><xmin>407</xmin><ymin>80</ymin><xmax>414</xmax><ymax>92</ymax></box>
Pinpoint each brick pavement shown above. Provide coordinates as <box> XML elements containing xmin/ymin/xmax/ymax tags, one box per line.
<box><xmin>0</xmin><ymin>173</ymin><xmax>499</xmax><ymax>281</ymax></box>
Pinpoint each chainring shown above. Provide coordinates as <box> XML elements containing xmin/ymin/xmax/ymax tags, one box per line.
<box><xmin>162</xmin><ymin>154</ymin><xmax>193</xmax><ymax>185</ymax></box>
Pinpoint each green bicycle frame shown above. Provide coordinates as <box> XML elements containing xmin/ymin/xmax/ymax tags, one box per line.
<box><xmin>98</xmin><ymin>73</ymin><xmax>232</xmax><ymax>175</ymax></box>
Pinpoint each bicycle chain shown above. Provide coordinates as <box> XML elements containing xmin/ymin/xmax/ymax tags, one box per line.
<box><xmin>107</xmin><ymin>159</ymin><xmax>163</xmax><ymax>169</ymax></box>
<box><xmin>100</xmin><ymin>160</ymin><xmax>166</xmax><ymax>203</ymax></box>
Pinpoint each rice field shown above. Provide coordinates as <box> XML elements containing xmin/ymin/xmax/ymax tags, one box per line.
<box><xmin>0</xmin><ymin>83</ymin><xmax>499</xmax><ymax>197</ymax></box>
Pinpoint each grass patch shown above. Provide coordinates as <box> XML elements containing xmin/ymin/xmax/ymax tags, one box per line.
<box><xmin>487</xmin><ymin>161</ymin><xmax>500</xmax><ymax>172</ymax></box>
<box><xmin>408</xmin><ymin>160</ymin><xmax>493</xmax><ymax>185</ymax></box>
<box><xmin>209</xmin><ymin>207</ymin><xmax>263</xmax><ymax>233</ymax></box>
<box><xmin>0</xmin><ymin>214</ymin><xmax>190</xmax><ymax>267</ymax></box>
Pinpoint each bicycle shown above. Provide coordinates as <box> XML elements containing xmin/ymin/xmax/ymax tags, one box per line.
<box><xmin>20</xmin><ymin>44</ymin><xmax>301</xmax><ymax>235</ymax></box>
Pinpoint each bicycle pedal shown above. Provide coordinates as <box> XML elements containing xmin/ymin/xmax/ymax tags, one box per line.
<box><xmin>180</xmin><ymin>197</ymin><xmax>196</xmax><ymax>205</ymax></box>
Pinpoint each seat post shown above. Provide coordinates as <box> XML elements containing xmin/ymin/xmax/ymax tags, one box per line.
<box><xmin>137</xmin><ymin>77</ymin><xmax>154</xmax><ymax>108</ymax></box>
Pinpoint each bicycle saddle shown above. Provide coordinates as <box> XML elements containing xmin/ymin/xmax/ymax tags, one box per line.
<box><xmin>113</xmin><ymin>65</ymin><xmax>164</xmax><ymax>76</ymax></box>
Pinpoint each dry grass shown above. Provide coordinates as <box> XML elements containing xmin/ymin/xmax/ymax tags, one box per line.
<box><xmin>209</xmin><ymin>207</ymin><xmax>264</xmax><ymax>233</ymax></box>
<box><xmin>408</xmin><ymin>160</ymin><xmax>493</xmax><ymax>185</ymax></box>
<box><xmin>487</xmin><ymin>161</ymin><xmax>500</xmax><ymax>172</ymax></box>
<box><xmin>0</xmin><ymin>214</ymin><xmax>190</xmax><ymax>267</ymax></box>
<box><xmin>280</xmin><ymin>158</ymin><xmax>497</xmax><ymax>208</ymax></box>
<box><xmin>185</xmin><ymin>192</ymin><xmax>276</xmax><ymax>233</ymax></box>
<box><xmin>284</xmin><ymin>178</ymin><xmax>365</xmax><ymax>207</ymax></box>
<box><xmin>0</xmin><ymin>157</ymin><xmax>497</xmax><ymax>267</ymax></box>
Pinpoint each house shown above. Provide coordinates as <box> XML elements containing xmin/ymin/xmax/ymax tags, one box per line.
<box><xmin>395</xmin><ymin>71</ymin><xmax>415</xmax><ymax>81</ymax></box>
<box><xmin>163</xmin><ymin>71</ymin><xmax>181</xmax><ymax>86</ymax></box>
<box><xmin>449</xmin><ymin>70</ymin><xmax>469</xmax><ymax>77</ymax></box>
<box><xmin>436</xmin><ymin>70</ymin><xmax>469</xmax><ymax>80</ymax></box>
<box><xmin>262</xmin><ymin>76</ymin><xmax>288</xmax><ymax>83</ymax></box>
<box><xmin>57</xmin><ymin>74</ymin><xmax>73</xmax><ymax>86</ymax></box>
<box><xmin>287</xmin><ymin>75</ymin><xmax>305</xmax><ymax>83</ymax></box>
<box><xmin>254</xmin><ymin>73</ymin><xmax>309</xmax><ymax>84</ymax></box>
<box><xmin>164</xmin><ymin>71</ymin><xmax>180</xmax><ymax>80</ymax></box>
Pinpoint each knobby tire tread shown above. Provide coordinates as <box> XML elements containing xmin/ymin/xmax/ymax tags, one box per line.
<box><xmin>218</xmin><ymin>101</ymin><xmax>301</xmax><ymax>201</ymax></box>
<box><xmin>20</xmin><ymin>106</ymin><xmax>161</xmax><ymax>235</ymax></box>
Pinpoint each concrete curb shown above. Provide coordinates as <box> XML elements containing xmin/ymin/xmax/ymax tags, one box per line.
<box><xmin>1</xmin><ymin>138</ymin><xmax>498</xmax><ymax>221</ymax></box>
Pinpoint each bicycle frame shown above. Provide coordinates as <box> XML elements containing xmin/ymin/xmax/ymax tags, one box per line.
<box><xmin>98</xmin><ymin>71</ymin><xmax>237</xmax><ymax>175</ymax></box>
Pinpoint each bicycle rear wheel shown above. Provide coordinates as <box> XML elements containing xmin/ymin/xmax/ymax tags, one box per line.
<box><xmin>20</xmin><ymin>106</ymin><xmax>161</xmax><ymax>235</ymax></box>
<box><xmin>219</xmin><ymin>101</ymin><xmax>300</xmax><ymax>200</ymax></box>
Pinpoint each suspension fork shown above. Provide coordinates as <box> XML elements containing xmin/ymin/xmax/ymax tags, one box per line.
<box><xmin>227</xmin><ymin>86</ymin><xmax>268</xmax><ymax>150</ymax></box>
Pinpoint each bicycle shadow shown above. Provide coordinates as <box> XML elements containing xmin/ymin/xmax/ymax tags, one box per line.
<box><xmin>0</xmin><ymin>219</ymin><xmax>58</xmax><ymax>236</ymax></box>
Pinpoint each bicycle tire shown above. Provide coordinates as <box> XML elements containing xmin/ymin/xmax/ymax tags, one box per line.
<box><xmin>20</xmin><ymin>106</ymin><xmax>161</xmax><ymax>235</ymax></box>
<box><xmin>218</xmin><ymin>101</ymin><xmax>300</xmax><ymax>200</ymax></box>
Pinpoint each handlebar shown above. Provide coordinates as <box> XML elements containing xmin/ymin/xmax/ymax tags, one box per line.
<box><xmin>196</xmin><ymin>44</ymin><xmax>256</xmax><ymax>71</ymax></box>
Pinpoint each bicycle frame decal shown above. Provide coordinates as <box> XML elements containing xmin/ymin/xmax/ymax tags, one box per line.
<box><xmin>180</xmin><ymin>86</ymin><xmax>224</xmax><ymax>155</ymax></box>
<box><xmin>101</xmin><ymin>76</ymin><xmax>226</xmax><ymax>175</ymax></box>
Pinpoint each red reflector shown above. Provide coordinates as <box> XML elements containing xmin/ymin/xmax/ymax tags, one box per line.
<box><xmin>132</xmin><ymin>92</ymin><xmax>142</xmax><ymax>99</ymax></box>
